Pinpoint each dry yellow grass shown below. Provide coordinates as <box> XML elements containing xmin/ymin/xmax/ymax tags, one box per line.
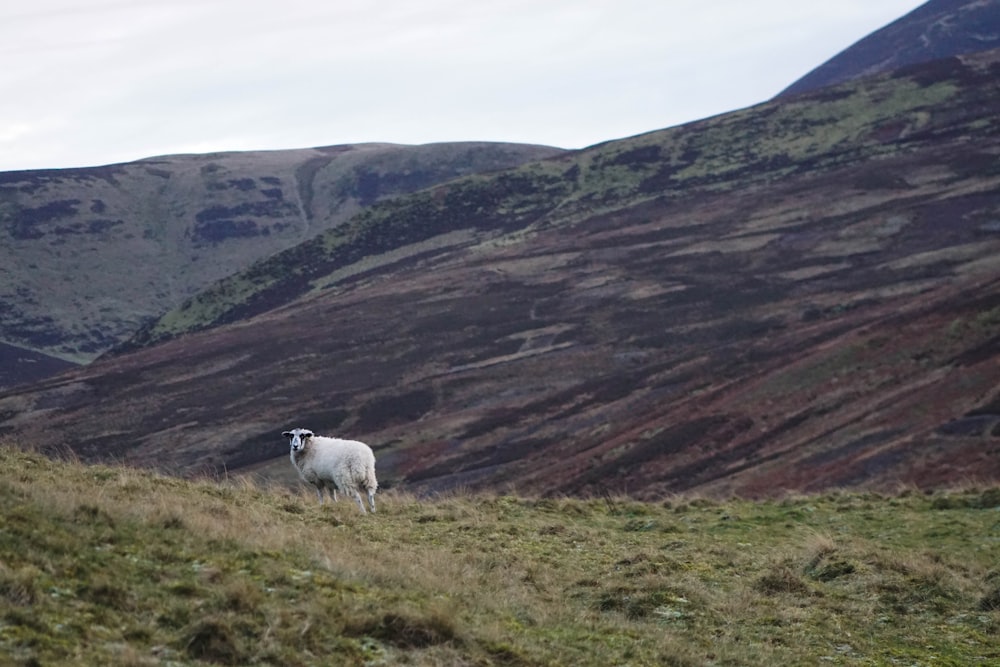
<box><xmin>1</xmin><ymin>444</ymin><xmax>998</xmax><ymax>665</ymax></box>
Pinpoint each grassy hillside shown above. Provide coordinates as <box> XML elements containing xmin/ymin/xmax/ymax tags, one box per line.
<box><xmin>0</xmin><ymin>142</ymin><xmax>561</xmax><ymax>377</ymax></box>
<box><xmin>2</xmin><ymin>444</ymin><xmax>998</xmax><ymax>666</ymax></box>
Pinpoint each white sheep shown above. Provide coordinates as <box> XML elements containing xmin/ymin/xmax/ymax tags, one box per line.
<box><xmin>283</xmin><ymin>427</ymin><xmax>378</xmax><ymax>513</ymax></box>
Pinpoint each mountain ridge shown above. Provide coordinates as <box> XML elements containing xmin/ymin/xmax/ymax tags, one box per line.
<box><xmin>779</xmin><ymin>0</ymin><xmax>1000</xmax><ymax>96</ymax></box>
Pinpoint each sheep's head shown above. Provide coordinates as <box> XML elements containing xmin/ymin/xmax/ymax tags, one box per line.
<box><xmin>282</xmin><ymin>428</ymin><xmax>314</xmax><ymax>453</ymax></box>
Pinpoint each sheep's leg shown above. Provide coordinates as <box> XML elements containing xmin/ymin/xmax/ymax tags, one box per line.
<box><xmin>315</xmin><ymin>485</ymin><xmax>325</xmax><ymax>504</ymax></box>
<box><xmin>349</xmin><ymin>488</ymin><xmax>366</xmax><ymax>513</ymax></box>
<box><xmin>367</xmin><ymin>489</ymin><xmax>376</xmax><ymax>513</ymax></box>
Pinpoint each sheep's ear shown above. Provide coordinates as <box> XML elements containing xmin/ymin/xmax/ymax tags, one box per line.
<box><xmin>282</xmin><ymin>431</ymin><xmax>292</xmax><ymax>438</ymax></box>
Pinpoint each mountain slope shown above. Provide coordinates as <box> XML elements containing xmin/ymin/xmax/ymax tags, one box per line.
<box><xmin>0</xmin><ymin>141</ymin><xmax>562</xmax><ymax>384</ymax></box>
<box><xmin>780</xmin><ymin>0</ymin><xmax>1000</xmax><ymax>97</ymax></box>
<box><xmin>0</xmin><ymin>343</ymin><xmax>76</xmax><ymax>389</ymax></box>
<box><xmin>126</xmin><ymin>51</ymin><xmax>984</xmax><ymax>351</ymax></box>
<box><xmin>2</xmin><ymin>50</ymin><xmax>1000</xmax><ymax>497</ymax></box>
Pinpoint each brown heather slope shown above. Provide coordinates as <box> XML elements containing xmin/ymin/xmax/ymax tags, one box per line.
<box><xmin>2</xmin><ymin>51</ymin><xmax>1000</xmax><ymax>498</ymax></box>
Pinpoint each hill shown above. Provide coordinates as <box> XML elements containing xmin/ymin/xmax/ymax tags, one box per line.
<box><xmin>1</xmin><ymin>444</ymin><xmax>998</xmax><ymax>666</ymax></box>
<box><xmin>0</xmin><ymin>141</ymin><xmax>563</xmax><ymax>387</ymax></box>
<box><xmin>779</xmin><ymin>0</ymin><xmax>1000</xmax><ymax>96</ymax></box>
<box><xmin>0</xmin><ymin>342</ymin><xmax>76</xmax><ymax>390</ymax></box>
<box><xmin>2</xmin><ymin>49</ymin><xmax>1000</xmax><ymax>498</ymax></box>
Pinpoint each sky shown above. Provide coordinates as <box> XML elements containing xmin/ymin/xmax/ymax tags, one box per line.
<box><xmin>1</xmin><ymin>1</ymin><xmax>926</xmax><ymax>172</ymax></box>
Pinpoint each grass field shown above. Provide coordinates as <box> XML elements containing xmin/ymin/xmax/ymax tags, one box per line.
<box><xmin>0</xmin><ymin>443</ymin><xmax>998</xmax><ymax>666</ymax></box>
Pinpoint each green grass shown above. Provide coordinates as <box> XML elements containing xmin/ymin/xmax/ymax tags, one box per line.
<box><xmin>1</xmin><ymin>444</ymin><xmax>998</xmax><ymax>666</ymax></box>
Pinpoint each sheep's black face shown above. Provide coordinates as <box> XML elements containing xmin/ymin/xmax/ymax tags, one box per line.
<box><xmin>282</xmin><ymin>428</ymin><xmax>314</xmax><ymax>453</ymax></box>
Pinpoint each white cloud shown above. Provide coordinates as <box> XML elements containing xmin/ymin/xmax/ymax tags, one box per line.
<box><xmin>0</xmin><ymin>0</ymin><xmax>925</xmax><ymax>171</ymax></box>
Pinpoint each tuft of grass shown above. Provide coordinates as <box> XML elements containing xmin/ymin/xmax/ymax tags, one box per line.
<box><xmin>0</xmin><ymin>442</ymin><xmax>998</xmax><ymax>665</ymax></box>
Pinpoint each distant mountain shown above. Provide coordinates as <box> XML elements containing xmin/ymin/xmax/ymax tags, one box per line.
<box><xmin>4</xmin><ymin>48</ymin><xmax>1000</xmax><ymax>498</ymax></box>
<box><xmin>0</xmin><ymin>142</ymin><xmax>563</xmax><ymax>388</ymax></box>
<box><xmin>779</xmin><ymin>0</ymin><xmax>1000</xmax><ymax>97</ymax></box>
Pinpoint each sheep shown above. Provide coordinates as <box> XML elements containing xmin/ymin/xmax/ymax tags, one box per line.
<box><xmin>283</xmin><ymin>427</ymin><xmax>378</xmax><ymax>513</ymax></box>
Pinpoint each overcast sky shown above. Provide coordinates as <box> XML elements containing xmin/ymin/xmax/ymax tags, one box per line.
<box><xmin>1</xmin><ymin>1</ymin><xmax>925</xmax><ymax>172</ymax></box>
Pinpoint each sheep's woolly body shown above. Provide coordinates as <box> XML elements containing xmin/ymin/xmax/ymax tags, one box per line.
<box><xmin>285</xmin><ymin>429</ymin><xmax>377</xmax><ymax>513</ymax></box>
